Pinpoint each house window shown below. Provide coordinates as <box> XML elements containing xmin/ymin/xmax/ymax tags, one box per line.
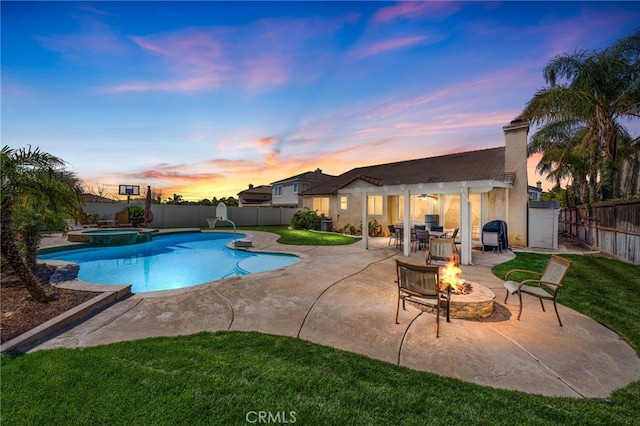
<box><xmin>274</xmin><ymin>186</ymin><xmax>282</xmax><ymax>197</ymax></box>
<box><xmin>340</xmin><ymin>196</ymin><xmax>348</xmax><ymax>210</ymax></box>
<box><xmin>398</xmin><ymin>195</ymin><xmax>435</xmax><ymax>221</ymax></box>
<box><xmin>441</xmin><ymin>194</ymin><xmax>481</xmax><ymax>239</ymax></box>
<box><xmin>313</xmin><ymin>197</ymin><xmax>330</xmax><ymax>217</ymax></box>
<box><xmin>293</xmin><ymin>183</ymin><xmax>299</xmax><ymax>193</ymax></box>
<box><xmin>367</xmin><ymin>195</ymin><xmax>383</xmax><ymax>216</ymax></box>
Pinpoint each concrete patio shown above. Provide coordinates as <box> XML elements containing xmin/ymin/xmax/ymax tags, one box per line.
<box><xmin>33</xmin><ymin>230</ymin><xmax>640</xmax><ymax>398</ymax></box>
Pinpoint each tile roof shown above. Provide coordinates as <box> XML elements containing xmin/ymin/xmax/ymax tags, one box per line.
<box><xmin>302</xmin><ymin>147</ymin><xmax>513</xmax><ymax>195</ymax></box>
<box><xmin>270</xmin><ymin>169</ymin><xmax>335</xmax><ymax>185</ymax></box>
<box><xmin>237</xmin><ymin>185</ymin><xmax>272</xmax><ymax>195</ymax></box>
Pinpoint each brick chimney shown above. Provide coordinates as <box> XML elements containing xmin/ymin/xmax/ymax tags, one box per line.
<box><xmin>248</xmin><ymin>184</ymin><xmax>254</xmax><ymax>189</ymax></box>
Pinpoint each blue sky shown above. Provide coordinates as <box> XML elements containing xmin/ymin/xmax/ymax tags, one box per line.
<box><xmin>3</xmin><ymin>1</ymin><xmax>639</xmax><ymax>201</ymax></box>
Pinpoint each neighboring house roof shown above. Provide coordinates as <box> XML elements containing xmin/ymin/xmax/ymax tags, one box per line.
<box><xmin>270</xmin><ymin>168</ymin><xmax>335</xmax><ymax>185</ymax></box>
<box><xmin>302</xmin><ymin>147</ymin><xmax>514</xmax><ymax>196</ymax></box>
<box><xmin>237</xmin><ymin>184</ymin><xmax>272</xmax><ymax>205</ymax></box>
<box><xmin>82</xmin><ymin>193</ymin><xmax>118</xmax><ymax>203</ymax></box>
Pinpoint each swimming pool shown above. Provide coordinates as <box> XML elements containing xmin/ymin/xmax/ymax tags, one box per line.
<box><xmin>39</xmin><ymin>232</ymin><xmax>299</xmax><ymax>293</ymax></box>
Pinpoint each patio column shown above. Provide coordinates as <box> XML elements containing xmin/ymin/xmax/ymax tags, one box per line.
<box><xmin>460</xmin><ymin>186</ymin><xmax>472</xmax><ymax>265</ymax></box>
<box><xmin>362</xmin><ymin>190</ymin><xmax>368</xmax><ymax>250</ymax></box>
<box><xmin>403</xmin><ymin>189</ymin><xmax>410</xmax><ymax>257</ymax></box>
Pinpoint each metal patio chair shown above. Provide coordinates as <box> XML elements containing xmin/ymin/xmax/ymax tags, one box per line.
<box><xmin>503</xmin><ymin>255</ymin><xmax>573</xmax><ymax>326</ymax></box>
<box><xmin>395</xmin><ymin>259</ymin><xmax>450</xmax><ymax>337</ymax></box>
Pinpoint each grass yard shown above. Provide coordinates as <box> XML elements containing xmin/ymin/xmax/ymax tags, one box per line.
<box><xmin>492</xmin><ymin>252</ymin><xmax>640</xmax><ymax>353</ymax></box>
<box><xmin>2</xmin><ymin>252</ymin><xmax>639</xmax><ymax>425</ymax></box>
<box><xmin>2</xmin><ymin>331</ymin><xmax>638</xmax><ymax>425</ymax></box>
<box><xmin>211</xmin><ymin>225</ymin><xmax>361</xmax><ymax>246</ymax></box>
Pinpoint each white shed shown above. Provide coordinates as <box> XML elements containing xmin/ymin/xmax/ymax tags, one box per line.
<box><xmin>528</xmin><ymin>201</ymin><xmax>560</xmax><ymax>249</ymax></box>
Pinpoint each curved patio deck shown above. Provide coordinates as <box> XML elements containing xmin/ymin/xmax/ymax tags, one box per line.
<box><xmin>34</xmin><ymin>230</ymin><xmax>640</xmax><ymax>398</ymax></box>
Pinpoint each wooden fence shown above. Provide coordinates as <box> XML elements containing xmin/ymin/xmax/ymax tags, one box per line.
<box><xmin>558</xmin><ymin>199</ymin><xmax>640</xmax><ymax>264</ymax></box>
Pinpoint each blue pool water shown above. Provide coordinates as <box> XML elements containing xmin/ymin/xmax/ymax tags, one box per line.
<box><xmin>39</xmin><ymin>232</ymin><xmax>299</xmax><ymax>293</ymax></box>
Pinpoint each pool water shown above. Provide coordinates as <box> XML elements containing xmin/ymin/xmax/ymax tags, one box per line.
<box><xmin>39</xmin><ymin>232</ymin><xmax>299</xmax><ymax>293</ymax></box>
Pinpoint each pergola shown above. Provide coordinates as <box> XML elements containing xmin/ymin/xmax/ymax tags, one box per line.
<box><xmin>337</xmin><ymin>178</ymin><xmax>512</xmax><ymax>265</ymax></box>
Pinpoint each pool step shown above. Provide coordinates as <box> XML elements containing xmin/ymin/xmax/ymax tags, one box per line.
<box><xmin>233</xmin><ymin>239</ymin><xmax>252</xmax><ymax>248</ymax></box>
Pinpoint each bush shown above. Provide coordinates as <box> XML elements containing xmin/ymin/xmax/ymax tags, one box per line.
<box><xmin>123</xmin><ymin>206</ymin><xmax>145</xmax><ymax>227</ymax></box>
<box><xmin>291</xmin><ymin>208</ymin><xmax>324</xmax><ymax>230</ymax></box>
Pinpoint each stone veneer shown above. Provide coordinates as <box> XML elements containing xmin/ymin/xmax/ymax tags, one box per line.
<box><xmin>408</xmin><ymin>282</ymin><xmax>495</xmax><ymax>319</ymax></box>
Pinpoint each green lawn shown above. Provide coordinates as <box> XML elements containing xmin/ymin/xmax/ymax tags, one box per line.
<box><xmin>2</xmin><ymin>253</ymin><xmax>639</xmax><ymax>425</ymax></box>
<box><xmin>492</xmin><ymin>253</ymin><xmax>640</xmax><ymax>353</ymax></box>
<box><xmin>210</xmin><ymin>225</ymin><xmax>361</xmax><ymax>245</ymax></box>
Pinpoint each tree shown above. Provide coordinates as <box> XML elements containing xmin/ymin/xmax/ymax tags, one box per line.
<box><xmin>522</xmin><ymin>29</ymin><xmax>640</xmax><ymax>203</ymax></box>
<box><xmin>527</xmin><ymin>119</ymin><xmax>592</xmax><ymax>204</ymax></box>
<box><xmin>165</xmin><ymin>194</ymin><xmax>184</xmax><ymax>204</ymax></box>
<box><xmin>1</xmin><ymin>146</ymin><xmax>83</xmax><ymax>302</ymax></box>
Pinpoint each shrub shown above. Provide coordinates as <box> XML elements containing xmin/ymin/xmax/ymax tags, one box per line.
<box><xmin>291</xmin><ymin>208</ymin><xmax>323</xmax><ymax>230</ymax></box>
<box><xmin>368</xmin><ymin>219</ymin><xmax>382</xmax><ymax>237</ymax></box>
<box><xmin>123</xmin><ymin>206</ymin><xmax>145</xmax><ymax>227</ymax></box>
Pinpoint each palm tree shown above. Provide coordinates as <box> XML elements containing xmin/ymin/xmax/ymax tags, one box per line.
<box><xmin>1</xmin><ymin>146</ymin><xmax>83</xmax><ymax>302</ymax></box>
<box><xmin>522</xmin><ymin>29</ymin><xmax>640</xmax><ymax>202</ymax></box>
<box><xmin>527</xmin><ymin>119</ymin><xmax>592</xmax><ymax>204</ymax></box>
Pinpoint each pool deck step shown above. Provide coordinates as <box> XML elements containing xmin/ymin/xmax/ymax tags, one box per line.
<box><xmin>0</xmin><ymin>282</ymin><xmax>131</xmax><ymax>354</ymax></box>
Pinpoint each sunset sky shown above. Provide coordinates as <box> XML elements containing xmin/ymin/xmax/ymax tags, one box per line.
<box><xmin>3</xmin><ymin>1</ymin><xmax>640</xmax><ymax>201</ymax></box>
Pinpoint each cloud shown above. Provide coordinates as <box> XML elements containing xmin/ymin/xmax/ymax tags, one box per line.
<box><xmin>100</xmin><ymin>14</ymin><xmax>358</xmax><ymax>94</ymax></box>
<box><xmin>372</xmin><ymin>1</ymin><xmax>463</xmax><ymax>24</ymax></box>
<box><xmin>35</xmin><ymin>18</ymin><xmax>129</xmax><ymax>62</ymax></box>
<box><xmin>349</xmin><ymin>35</ymin><xmax>427</xmax><ymax>60</ymax></box>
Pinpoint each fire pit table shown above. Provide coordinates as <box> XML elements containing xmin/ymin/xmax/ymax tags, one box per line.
<box><xmin>446</xmin><ymin>282</ymin><xmax>495</xmax><ymax>318</ymax></box>
<box><xmin>408</xmin><ymin>282</ymin><xmax>495</xmax><ymax>319</ymax></box>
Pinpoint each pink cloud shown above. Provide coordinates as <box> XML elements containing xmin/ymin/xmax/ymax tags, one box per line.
<box><xmin>350</xmin><ymin>35</ymin><xmax>427</xmax><ymax>60</ymax></box>
<box><xmin>102</xmin><ymin>14</ymin><xmax>357</xmax><ymax>94</ymax></box>
<box><xmin>372</xmin><ymin>1</ymin><xmax>462</xmax><ymax>24</ymax></box>
<box><xmin>104</xmin><ymin>75</ymin><xmax>224</xmax><ymax>93</ymax></box>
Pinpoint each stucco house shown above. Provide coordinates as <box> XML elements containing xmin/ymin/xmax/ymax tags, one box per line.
<box><xmin>270</xmin><ymin>168</ymin><xmax>335</xmax><ymax>208</ymax></box>
<box><xmin>301</xmin><ymin>120</ymin><xmax>530</xmax><ymax>265</ymax></box>
<box><xmin>237</xmin><ymin>184</ymin><xmax>273</xmax><ymax>207</ymax></box>
<box><xmin>528</xmin><ymin>181</ymin><xmax>544</xmax><ymax>201</ymax></box>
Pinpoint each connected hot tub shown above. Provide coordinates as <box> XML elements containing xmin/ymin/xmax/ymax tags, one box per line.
<box><xmin>67</xmin><ymin>229</ymin><xmax>155</xmax><ymax>246</ymax></box>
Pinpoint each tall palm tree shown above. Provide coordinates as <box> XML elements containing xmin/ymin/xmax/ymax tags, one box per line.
<box><xmin>1</xmin><ymin>146</ymin><xmax>83</xmax><ymax>302</ymax></box>
<box><xmin>527</xmin><ymin>119</ymin><xmax>591</xmax><ymax>203</ymax></box>
<box><xmin>522</xmin><ymin>29</ymin><xmax>640</xmax><ymax>203</ymax></box>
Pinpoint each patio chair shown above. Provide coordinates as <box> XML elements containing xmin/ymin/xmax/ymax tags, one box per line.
<box><xmin>395</xmin><ymin>259</ymin><xmax>450</xmax><ymax>337</ymax></box>
<box><xmin>503</xmin><ymin>255</ymin><xmax>573</xmax><ymax>326</ymax></box>
<box><xmin>425</xmin><ymin>237</ymin><xmax>459</xmax><ymax>265</ymax></box>
<box><xmin>388</xmin><ymin>225</ymin><xmax>399</xmax><ymax>246</ymax></box>
<box><xmin>415</xmin><ymin>228</ymin><xmax>430</xmax><ymax>250</ymax></box>
<box><xmin>397</xmin><ymin>227</ymin><xmax>418</xmax><ymax>252</ymax></box>
<box><xmin>449</xmin><ymin>228</ymin><xmax>460</xmax><ymax>250</ymax></box>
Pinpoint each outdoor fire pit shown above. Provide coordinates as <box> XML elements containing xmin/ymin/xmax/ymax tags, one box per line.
<box><xmin>409</xmin><ymin>256</ymin><xmax>495</xmax><ymax>319</ymax></box>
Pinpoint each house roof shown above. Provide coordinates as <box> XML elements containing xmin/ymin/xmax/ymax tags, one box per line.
<box><xmin>302</xmin><ymin>147</ymin><xmax>514</xmax><ymax>196</ymax></box>
<box><xmin>237</xmin><ymin>185</ymin><xmax>272</xmax><ymax>196</ymax></box>
<box><xmin>270</xmin><ymin>169</ymin><xmax>335</xmax><ymax>185</ymax></box>
<box><xmin>82</xmin><ymin>193</ymin><xmax>118</xmax><ymax>203</ymax></box>
<box><xmin>237</xmin><ymin>185</ymin><xmax>272</xmax><ymax>205</ymax></box>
